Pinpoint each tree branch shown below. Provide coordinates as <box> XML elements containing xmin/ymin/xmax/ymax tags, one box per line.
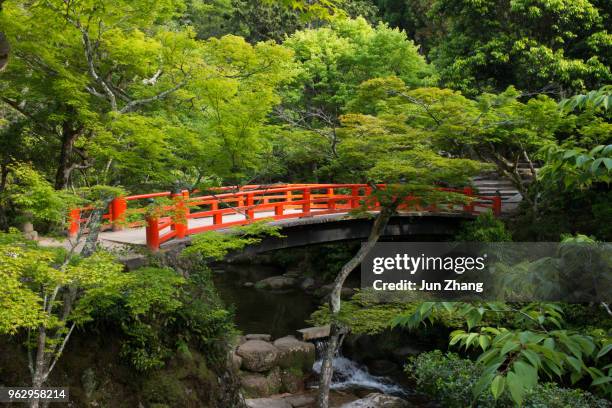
<box><xmin>119</xmin><ymin>81</ymin><xmax>185</xmax><ymax>113</ymax></box>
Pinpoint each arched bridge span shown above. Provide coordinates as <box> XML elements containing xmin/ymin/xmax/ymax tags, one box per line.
<box><xmin>67</xmin><ymin>184</ymin><xmax>501</xmax><ymax>251</ymax></box>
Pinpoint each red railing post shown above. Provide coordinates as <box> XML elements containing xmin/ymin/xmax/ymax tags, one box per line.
<box><xmin>146</xmin><ymin>215</ymin><xmax>160</xmax><ymax>251</ymax></box>
<box><xmin>302</xmin><ymin>188</ymin><xmax>311</xmax><ymax>214</ymax></box>
<box><xmin>462</xmin><ymin>187</ymin><xmax>474</xmax><ymax>214</ymax></box>
<box><xmin>110</xmin><ymin>197</ymin><xmax>127</xmax><ymax>231</ymax></box>
<box><xmin>213</xmin><ymin>211</ymin><xmax>223</xmax><ymax>225</ymax></box>
<box><xmin>246</xmin><ymin>193</ymin><xmax>255</xmax><ymax>220</ymax></box>
<box><xmin>68</xmin><ymin>208</ymin><xmax>81</xmax><ymax>238</ymax></box>
<box><xmin>327</xmin><ymin>188</ymin><xmax>335</xmax><ymax>210</ymax></box>
<box><xmin>275</xmin><ymin>203</ymin><xmax>284</xmax><ymax>217</ymax></box>
<box><xmin>492</xmin><ymin>195</ymin><xmax>502</xmax><ymax>216</ymax></box>
<box><xmin>351</xmin><ymin>186</ymin><xmax>360</xmax><ymax>209</ymax></box>
<box><xmin>172</xmin><ymin>191</ymin><xmax>188</xmax><ymax>239</ymax></box>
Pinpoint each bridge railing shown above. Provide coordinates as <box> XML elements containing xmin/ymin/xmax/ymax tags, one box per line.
<box><xmin>67</xmin><ymin>184</ymin><xmax>295</xmax><ymax>238</ymax></box>
<box><xmin>68</xmin><ymin>183</ymin><xmax>501</xmax><ymax>251</ymax></box>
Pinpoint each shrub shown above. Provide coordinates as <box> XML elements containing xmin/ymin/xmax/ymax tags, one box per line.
<box><xmin>407</xmin><ymin>351</ymin><xmax>610</xmax><ymax>408</ymax></box>
<box><xmin>456</xmin><ymin>211</ymin><xmax>512</xmax><ymax>242</ymax></box>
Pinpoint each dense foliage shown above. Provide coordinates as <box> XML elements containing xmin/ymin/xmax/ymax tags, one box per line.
<box><xmin>409</xmin><ymin>351</ymin><xmax>611</xmax><ymax>408</ymax></box>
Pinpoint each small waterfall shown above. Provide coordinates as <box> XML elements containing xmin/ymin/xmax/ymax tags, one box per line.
<box><xmin>311</xmin><ymin>338</ymin><xmax>407</xmax><ymax>397</ymax></box>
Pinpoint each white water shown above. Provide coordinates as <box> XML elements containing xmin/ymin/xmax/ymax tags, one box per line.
<box><xmin>312</xmin><ymin>356</ymin><xmax>407</xmax><ymax>396</ymax></box>
<box><xmin>312</xmin><ymin>339</ymin><xmax>407</xmax><ymax>397</ymax></box>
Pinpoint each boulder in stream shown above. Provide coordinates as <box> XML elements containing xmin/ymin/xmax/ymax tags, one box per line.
<box><xmin>240</xmin><ymin>367</ymin><xmax>282</xmax><ymax>398</ymax></box>
<box><xmin>237</xmin><ymin>340</ymin><xmax>279</xmax><ymax>372</ymax></box>
<box><xmin>246</xmin><ymin>334</ymin><xmax>272</xmax><ymax>342</ymax></box>
<box><xmin>341</xmin><ymin>393</ymin><xmax>411</xmax><ymax>408</ymax></box>
<box><xmin>255</xmin><ymin>276</ymin><xmax>298</xmax><ymax>290</ymax></box>
<box><xmin>245</xmin><ymin>396</ymin><xmax>292</xmax><ymax>408</ymax></box>
<box><xmin>273</xmin><ymin>336</ymin><xmax>316</xmax><ymax>371</ymax></box>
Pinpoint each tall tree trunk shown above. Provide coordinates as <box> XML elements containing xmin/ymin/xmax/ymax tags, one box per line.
<box><xmin>317</xmin><ymin>203</ymin><xmax>397</xmax><ymax>408</ymax></box>
<box><xmin>29</xmin><ymin>326</ymin><xmax>47</xmax><ymax>408</ymax></box>
<box><xmin>54</xmin><ymin>122</ymin><xmax>82</xmax><ymax>190</ymax></box>
<box><xmin>0</xmin><ymin>1</ymin><xmax>8</xmax><ymax>72</ymax></box>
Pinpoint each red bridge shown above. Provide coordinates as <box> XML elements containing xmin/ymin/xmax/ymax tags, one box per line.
<box><xmin>68</xmin><ymin>184</ymin><xmax>501</xmax><ymax>251</ymax></box>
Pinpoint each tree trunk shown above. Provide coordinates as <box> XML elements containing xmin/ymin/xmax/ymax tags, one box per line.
<box><xmin>317</xmin><ymin>203</ymin><xmax>397</xmax><ymax>408</ymax></box>
<box><xmin>54</xmin><ymin>122</ymin><xmax>82</xmax><ymax>190</ymax></box>
<box><xmin>0</xmin><ymin>2</ymin><xmax>8</xmax><ymax>72</ymax></box>
<box><xmin>29</xmin><ymin>326</ymin><xmax>47</xmax><ymax>408</ymax></box>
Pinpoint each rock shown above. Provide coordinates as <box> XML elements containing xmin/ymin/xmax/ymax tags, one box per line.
<box><xmin>255</xmin><ymin>276</ymin><xmax>298</xmax><ymax>290</ymax></box>
<box><xmin>300</xmin><ymin>277</ymin><xmax>316</xmax><ymax>290</ymax></box>
<box><xmin>368</xmin><ymin>360</ymin><xmax>399</xmax><ymax>376</ymax></box>
<box><xmin>283</xmin><ymin>394</ymin><xmax>316</xmax><ymax>407</ymax></box>
<box><xmin>273</xmin><ymin>336</ymin><xmax>315</xmax><ymax>371</ymax></box>
<box><xmin>297</xmin><ymin>325</ymin><xmax>330</xmax><ymax>341</ymax></box>
<box><xmin>22</xmin><ymin>221</ymin><xmax>34</xmax><ymax>233</ymax></box>
<box><xmin>230</xmin><ymin>352</ymin><xmax>243</xmax><ymax>371</ymax></box>
<box><xmin>280</xmin><ymin>368</ymin><xmax>304</xmax><ymax>393</ymax></box>
<box><xmin>24</xmin><ymin>231</ymin><xmax>38</xmax><ymax>241</ymax></box>
<box><xmin>246</xmin><ymin>334</ymin><xmax>272</xmax><ymax>342</ymax></box>
<box><xmin>119</xmin><ymin>254</ymin><xmax>148</xmax><ymax>271</ymax></box>
<box><xmin>237</xmin><ymin>340</ymin><xmax>279</xmax><ymax>372</ymax></box>
<box><xmin>240</xmin><ymin>367</ymin><xmax>282</xmax><ymax>398</ymax></box>
<box><xmin>283</xmin><ymin>269</ymin><xmax>301</xmax><ymax>278</ymax></box>
<box><xmin>341</xmin><ymin>393</ymin><xmax>411</xmax><ymax>408</ymax></box>
<box><xmin>246</xmin><ymin>397</ymin><xmax>292</xmax><ymax>408</ymax></box>
<box><xmin>391</xmin><ymin>346</ymin><xmax>421</xmax><ymax>363</ymax></box>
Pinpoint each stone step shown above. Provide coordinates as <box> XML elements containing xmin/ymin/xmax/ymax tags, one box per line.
<box><xmin>472</xmin><ymin>180</ymin><xmax>515</xmax><ymax>186</ymax></box>
<box><xmin>475</xmin><ymin>188</ymin><xmax>520</xmax><ymax>194</ymax></box>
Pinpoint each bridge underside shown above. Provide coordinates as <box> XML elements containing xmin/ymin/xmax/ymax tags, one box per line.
<box><xmin>158</xmin><ymin>212</ymin><xmax>472</xmax><ymax>256</ymax></box>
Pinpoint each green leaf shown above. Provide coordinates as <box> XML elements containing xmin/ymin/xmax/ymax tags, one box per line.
<box><xmin>597</xmin><ymin>344</ymin><xmax>612</xmax><ymax>359</ymax></box>
<box><xmin>566</xmin><ymin>356</ymin><xmax>582</xmax><ymax>373</ymax></box>
<box><xmin>491</xmin><ymin>375</ymin><xmax>505</xmax><ymax>400</ymax></box>
<box><xmin>513</xmin><ymin>360</ymin><xmax>538</xmax><ymax>389</ymax></box>
<box><xmin>521</xmin><ymin>349</ymin><xmax>541</xmax><ymax>368</ymax></box>
<box><xmin>501</xmin><ymin>340</ymin><xmax>520</xmax><ymax>356</ymax></box>
<box><xmin>479</xmin><ymin>335</ymin><xmax>491</xmax><ymax>351</ymax></box>
<box><xmin>591</xmin><ymin>376</ymin><xmax>612</xmax><ymax>386</ymax></box>
<box><xmin>506</xmin><ymin>371</ymin><xmax>525</xmax><ymax>405</ymax></box>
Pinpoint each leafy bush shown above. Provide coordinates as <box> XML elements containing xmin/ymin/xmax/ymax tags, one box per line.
<box><xmin>456</xmin><ymin>211</ymin><xmax>512</xmax><ymax>242</ymax></box>
<box><xmin>408</xmin><ymin>351</ymin><xmax>611</xmax><ymax>408</ymax></box>
<box><xmin>394</xmin><ymin>302</ymin><xmax>612</xmax><ymax>404</ymax></box>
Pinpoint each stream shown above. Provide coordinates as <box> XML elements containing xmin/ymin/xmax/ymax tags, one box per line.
<box><xmin>212</xmin><ymin>263</ymin><xmax>429</xmax><ymax>405</ymax></box>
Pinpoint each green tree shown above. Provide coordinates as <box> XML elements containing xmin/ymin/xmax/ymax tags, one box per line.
<box><xmin>409</xmin><ymin>0</ymin><xmax>612</xmax><ymax>95</ymax></box>
<box><xmin>0</xmin><ymin>229</ymin><xmax>185</xmax><ymax>408</ymax></box>
<box><xmin>275</xmin><ymin>17</ymin><xmax>434</xmax><ymax>181</ymax></box>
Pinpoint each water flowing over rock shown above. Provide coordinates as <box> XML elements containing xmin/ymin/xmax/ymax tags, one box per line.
<box><xmin>341</xmin><ymin>392</ymin><xmax>411</xmax><ymax>408</ymax></box>
<box><xmin>313</xmin><ymin>356</ymin><xmax>407</xmax><ymax>396</ymax></box>
<box><xmin>237</xmin><ymin>340</ymin><xmax>279</xmax><ymax>372</ymax></box>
